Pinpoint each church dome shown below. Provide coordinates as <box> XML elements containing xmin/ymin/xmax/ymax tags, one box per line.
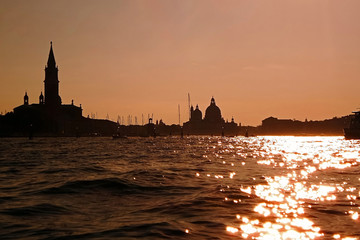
<box><xmin>192</xmin><ymin>105</ymin><xmax>202</xmax><ymax>121</ymax></box>
<box><xmin>204</xmin><ymin>97</ymin><xmax>222</xmax><ymax>122</ymax></box>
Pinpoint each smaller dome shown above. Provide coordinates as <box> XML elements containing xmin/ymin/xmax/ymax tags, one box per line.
<box><xmin>192</xmin><ymin>105</ymin><xmax>202</xmax><ymax>121</ymax></box>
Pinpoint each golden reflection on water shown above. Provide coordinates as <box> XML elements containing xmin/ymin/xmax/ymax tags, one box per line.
<box><xmin>224</xmin><ymin>137</ymin><xmax>360</xmax><ymax>240</ymax></box>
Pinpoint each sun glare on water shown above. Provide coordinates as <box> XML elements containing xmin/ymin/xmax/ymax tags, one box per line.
<box><xmin>223</xmin><ymin>137</ymin><xmax>360</xmax><ymax>240</ymax></box>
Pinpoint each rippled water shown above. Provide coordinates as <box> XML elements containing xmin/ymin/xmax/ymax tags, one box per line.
<box><xmin>0</xmin><ymin>136</ymin><xmax>359</xmax><ymax>239</ymax></box>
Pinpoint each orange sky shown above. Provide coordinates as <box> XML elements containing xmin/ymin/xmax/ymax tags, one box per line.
<box><xmin>1</xmin><ymin>0</ymin><xmax>360</xmax><ymax>126</ymax></box>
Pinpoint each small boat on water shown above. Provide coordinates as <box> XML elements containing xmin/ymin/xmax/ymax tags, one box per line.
<box><xmin>112</xmin><ymin>133</ymin><xmax>127</xmax><ymax>139</ymax></box>
<box><xmin>344</xmin><ymin>111</ymin><xmax>360</xmax><ymax>139</ymax></box>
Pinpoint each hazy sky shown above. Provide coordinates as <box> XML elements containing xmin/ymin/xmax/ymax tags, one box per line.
<box><xmin>1</xmin><ymin>0</ymin><xmax>360</xmax><ymax>125</ymax></box>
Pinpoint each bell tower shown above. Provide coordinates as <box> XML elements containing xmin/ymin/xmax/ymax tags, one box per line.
<box><xmin>44</xmin><ymin>41</ymin><xmax>61</xmax><ymax>106</ymax></box>
<box><xmin>39</xmin><ymin>92</ymin><xmax>44</xmax><ymax>104</ymax></box>
<box><xmin>24</xmin><ymin>92</ymin><xmax>29</xmax><ymax>105</ymax></box>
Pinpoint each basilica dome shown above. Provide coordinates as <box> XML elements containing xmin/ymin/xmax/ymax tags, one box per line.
<box><xmin>204</xmin><ymin>97</ymin><xmax>222</xmax><ymax>122</ymax></box>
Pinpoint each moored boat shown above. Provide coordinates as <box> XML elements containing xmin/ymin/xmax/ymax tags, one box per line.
<box><xmin>112</xmin><ymin>125</ymin><xmax>127</xmax><ymax>139</ymax></box>
<box><xmin>112</xmin><ymin>133</ymin><xmax>127</xmax><ymax>139</ymax></box>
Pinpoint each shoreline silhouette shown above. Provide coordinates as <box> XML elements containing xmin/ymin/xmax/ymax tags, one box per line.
<box><xmin>0</xmin><ymin>43</ymin><xmax>353</xmax><ymax>137</ymax></box>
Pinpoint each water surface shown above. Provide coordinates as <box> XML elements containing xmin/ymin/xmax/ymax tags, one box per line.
<box><xmin>0</xmin><ymin>136</ymin><xmax>359</xmax><ymax>239</ymax></box>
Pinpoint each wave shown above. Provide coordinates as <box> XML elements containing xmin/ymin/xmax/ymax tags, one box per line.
<box><xmin>39</xmin><ymin>178</ymin><xmax>202</xmax><ymax>196</ymax></box>
<box><xmin>40</xmin><ymin>178</ymin><xmax>136</xmax><ymax>194</ymax></box>
<box><xmin>43</xmin><ymin>222</ymin><xmax>188</xmax><ymax>239</ymax></box>
<box><xmin>1</xmin><ymin>203</ymin><xmax>69</xmax><ymax>216</ymax></box>
<box><xmin>39</xmin><ymin>165</ymin><xmax>105</xmax><ymax>174</ymax></box>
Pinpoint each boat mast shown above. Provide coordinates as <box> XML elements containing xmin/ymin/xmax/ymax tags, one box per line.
<box><xmin>178</xmin><ymin>104</ymin><xmax>181</xmax><ymax>126</ymax></box>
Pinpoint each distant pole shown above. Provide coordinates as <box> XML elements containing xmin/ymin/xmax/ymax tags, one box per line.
<box><xmin>188</xmin><ymin>93</ymin><xmax>191</xmax><ymax>121</ymax></box>
<box><xmin>178</xmin><ymin>104</ymin><xmax>181</xmax><ymax>126</ymax></box>
<box><xmin>29</xmin><ymin>124</ymin><xmax>33</xmax><ymax>140</ymax></box>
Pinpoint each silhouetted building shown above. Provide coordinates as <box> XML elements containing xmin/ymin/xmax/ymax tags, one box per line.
<box><xmin>183</xmin><ymin>97</ymin><xmax>240</xmax><ymax>135</ymax></box>
<box><xmin>10</xmin><ymin>42</ymin><xmax>82</xmax><ymax>135</ymax></box>
<box><xmin>260</xmin><ymin>116</ymin><xmax>350</xmax><ymax>135</ymax></box>
<box><xmin>0</xmin><ymin>42</ymin><xmax>117</xmax><ymax>137</ymax></box>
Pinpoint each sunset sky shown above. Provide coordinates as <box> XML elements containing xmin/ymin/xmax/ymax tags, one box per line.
<box><xmin>1</xmin><ymin>0</ymin><xmax>360</xmax><ymax>126</ymax></box>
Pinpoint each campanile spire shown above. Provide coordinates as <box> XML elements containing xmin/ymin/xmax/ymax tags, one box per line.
<box><xmin>47</xmin><ymin>41</ymin><xmax>56</xmax><ymax>68</ymax></box>
<box><xmin>44</xmin><ymin>41</ymin><xmax>61</xmax><ymax>106</ymax></box>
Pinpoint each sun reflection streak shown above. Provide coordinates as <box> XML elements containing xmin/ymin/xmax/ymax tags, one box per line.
<box><xmin>225</xmin><ymin>137</ymin><xmax>360</xmax><ymax>239</ymax></box>
<box><xmin>226</xmin><ymin>226</ymin><xmax>239</xmax><ymax>234</ymax></box>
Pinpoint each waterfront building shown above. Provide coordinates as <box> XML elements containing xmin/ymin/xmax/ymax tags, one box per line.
<box><xmin>11</xmin><ymin>42</ymin><xmax>82</xmax><ymax>135</ymax></box>
<box><xmin>0</xmin><ymin>42</ymin><xmax>116</xmax><ymax>137</ymax></box>
<box><xmin>184</xmin><ymin>97</ymin><xmax>239</xmax><ymax>135</ymax></box>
